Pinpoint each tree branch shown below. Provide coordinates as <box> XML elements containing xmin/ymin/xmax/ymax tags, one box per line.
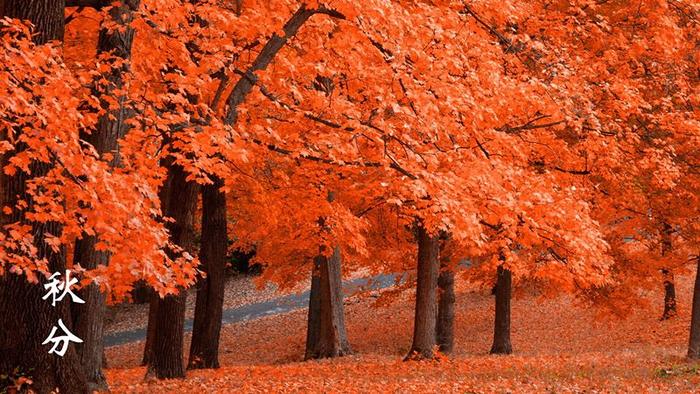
<box><xmin>223</xmin><ymin>3</ymin><xmax>345</xmax><ymax>125</ymax></box>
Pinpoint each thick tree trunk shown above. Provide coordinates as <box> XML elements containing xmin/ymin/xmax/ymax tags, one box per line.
<box><xmin>142</xmin><ymin>156</ymin><xmax>174</xmax><ymax>366</ymax></box>
<box><xmin>188</xmin><ymin>177</ymin><xmax>227</xmax><ymax>369</ymax></box>
<box><xmin>318</xmin><ymin>246</ymin><xmax>351</xmax><ymax>357</ymax></box>
<box><xmin>2</xmin><ymin>0</ymin><xmax>64</xmax><ymax>44</ymax></box>
<box><xmin>661</xmin><ymin>269</ymin><xmax>677</xmax><ymax>320</ymax></box>
<box><xmin>150</xmin><ymin>291</ymin><xmax>188</xmax><ymax>379</ymax></box>
<box><xmin>72</xmin><ymin>2</ymin><xmax>139</xmax><ymax>390</ymax></box>
<box><xmin>490</xmin><ymin>264</ymin><xmax>512</xmax><ymax>355</ymax></box>
<box><xmin>0</xmin><ymin>271</ymin><xmax>88</xmax><ymax>394</ymax></box>
<box><xmin>131</xmin><ymin>280</ymin><xmax>151</xmax><ymax>304</ymax></box>
<box><xmin>436</xmin><ymin>257</ymin><xmax>455</xmax><ymax>354</ymax></box>
<box><xmin>405</xmin><ymin>225</ymin><xmax>440</xmax><ymax>360</ymax></box>
<box><xmin>305</xmin><ymin>247</ymin><xmax>352</xmax><ymax>359</ymax></box>
<box><xmin>0</xmin><ymin>2</ymin><xmax>89</xmax><ymax>393</ymax></box>
<box><xmin>304</xmin><ymin>255</ymin><xmax>322</xmax><ymax>359</ymax></box>
<box><xmin>72</xmin><ymin>237</ymin><xmax>108</xmax><ymax>392</ymax></box>
<box><xmin>688</xmin><ymin>258</ymin><xmax>700</xmax><ymax>359</ymax></box>
<box><xmin>147</xmin><ymin>164</ymin><xmax>198</xmax><ymax>379</ymax></box>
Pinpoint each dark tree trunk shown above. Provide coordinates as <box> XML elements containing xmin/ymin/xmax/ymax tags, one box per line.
<box><xmin>72</xmin><ymin>1</ymin><xmax>139</xmax><ymax>390</ymax></box>
<box><xmin>305</xmin><ymin>247</ymin><xmax>352</xmax><ymax>359</ymax></box>
<box><xmin>131</xmin><ymin>280</ymin><xmax>151</xmax><ymax>304</ymax></box>
<box><xmin>0</xmin><ymin>272</ymin><xmax>88</xmax><ymax>394</ymax></box>
<box><xmin>142</xmin><ymin>291</ymin><xmax>159</xmax><ymax>366</ymax></box>
<box><xmin>405</xmin><ymin>225</ymin><xmax>440</xmax><ymax>360</ymax></box>
<box><xmin>147</xmin><ymin>164</ymin><xmax>198</xmax><ymax>379</ymax></box>
<box><xmin>188</xmin><ymin>177</ymin><xmax>227</xmax><ymax>369</ymax></box>
<box><xmin>436</xmin><ymin>258</ymin><xmax>455</xmax><ymax>354</ymax></box>
<box><xmin>688</xmin><ymin>258</ymin><xmax>700</xmax><ymax>359</ymax></box>
<box><xmin>304</xmin><ymin>255</ymin><xmax>322</xmax><ymax>360</ymax></box>
<box><xmin>150</xmin><ymin>291</ymin><xmax>188</xmax><ymax>379</ymax></box>
<box><xmin>142</xmin><ymin>156</ymin><xmax>175</xmax><ymax>366</ymax></box>
<box><xmin>660</xmin><ymin>221</ymin><xmax>677</xmax><ymax>320</ymax></box>
<box><xmin>490</xmin><ymin>264</ymin><xmax>512</xmax><ymax>355</ymax></box>
<box><xmin>661</xmin><ymin>269</ymin><xmax>677</xmax><ymax>320</ymax></box>
<box><xmin>0</xmin><ymin>2</ymin><xmax>88</xmax><ymax>393</ymax></box>
<box><xmin>2</xmin><ymin>0</ymin><xmax>64</xmax><ymax>44</ymax></box>
<box><xmin>72</xmin><ymin>237</ymin><xmax>108</xmax><ymax>392</ymax></box>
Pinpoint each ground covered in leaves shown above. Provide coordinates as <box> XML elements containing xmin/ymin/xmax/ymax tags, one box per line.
<box><xmin>105</xmin><ymin>274</ymin><xmax>700</xmax><ymax>393</ymax></box>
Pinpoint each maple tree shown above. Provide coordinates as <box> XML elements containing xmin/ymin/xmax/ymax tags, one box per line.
<box><xmin>0</xmin><ymin>0</ymin><xmax>698</xmax><ymax>392</ymax></box>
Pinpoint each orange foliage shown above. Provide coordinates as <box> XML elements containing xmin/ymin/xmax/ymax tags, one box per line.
<box><xmin>1</xmin><ymin>0</ymin><xmax>698</xmax><ymax>308</ymax></box>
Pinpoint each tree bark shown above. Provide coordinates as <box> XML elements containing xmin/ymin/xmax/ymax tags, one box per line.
<box><xmin>304</xmin><ymin>255</ymin><xmax>322</xmax><ymax>359</ymax></box>
<box><xmin>436</xmin><ymin>256</ymin><xmax>455</xmax><ymax>354</ymax></box>
<box><xmin>142</xmin><ymin>291</ymin><xmax>159</xmax><ymax>365</ymax></box>
<box><xmin>490</xmin><ymin>264</ymin><xmax>513</xmax><ymax>355</ymax></box>
<box><xmin>0</xmin><ymin>2</ymin><xmax>89</xmax><ymax>393</ymax></box>
<box><xmin>688</xmin><ymin>257</ymin><xmax>700</xmax><ymax>359</ymax></box>
<box><xmin>71</xmin><ymin>1</ymin><xmax>139</xmax><ymax>390</ymax></box>
<box><xmin>147</xmin><ymin>164</ymin><xmax>198</xmax><ymax>379</ymax></box>
<box><xmin>305</xmin><ymin>246</ymin><xmax>352</xmax><ymax>359</ymax></box>
<box><xmin>142</xmin><ymin>155</ymin><xmax>175</xmax><ymax>366</ymax></box>
<box><xmin>661</xmin><ymin>269</ymin><xmax>677</xmax><ymax>320</ymax></box>
<box><xmin>660</xmin><ymin>221</ymin><xmax>677</xmax><ymax>320</ymax></box>
<box><xmin>72</xmin><ymin>237</ymin><xmax>108</xmax><ymax>392</ymax></box>
<box><xmin>188</xmin><ymin>177</ymin><xmax>227</xmax><ymax>369</ymax></box>
<box><xmin>3</xmin><ymin>0</ymin><xmax>64</xmax><ymax>44</ymax></box>
<box><xmin>405</xmin><ymin>224</ymin><xmax>440</xmax><ymax>360</ymax></box>
<box><xmin>131</xmin><ymin>280</ymin><xmax>151</xmax><ymax>304</ymax></box>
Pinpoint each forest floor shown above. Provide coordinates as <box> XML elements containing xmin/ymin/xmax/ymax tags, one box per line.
<box><xmin>104</xmin><ymin>272</ymin><xmax>700</xmax><ymax>393</ymax></box>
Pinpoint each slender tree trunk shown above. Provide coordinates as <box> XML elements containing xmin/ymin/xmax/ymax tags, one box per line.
<box><xmin>660</xmin><ymin>221</ymin><xmax>677</xmax><ymax>320</ymax></box>
<box><xmin>147</xmin><ymin>164</ymin><xmax>198</xmax><ymax>379</ymax></box>
<box><xmin>436</xmin><ymin>257</ymin><xmax>455</xmax><ymax>354</ymax></box>
<box><xmin>304</xmin><ymin>255</ymin><xmax>322</xmax><ymax>359</ymax></box>
<box><xmin>0</xmin><ymin>2</ymin><xmax>88</xmax><ymax>393</ymax></box>
<box><xmin>72</xmin><ymin>2</ymin><xmax>139</xmax><ymax>390</ymax></box>
<box><xmin>661</xmin><ymin>269</ymin><xmax>677</xmax><ymax>320</ymax></box>
<box><xmin>490</xmin><ymin>264</ymin><xmax>512</xmax><ymax>355</ymax></box>
<box><xmin>405</xmin><ymin>224</ymin><xmax>440</xmax><ymax>360</ymax></box>
<box><xmin>688</xmin><ymin>257</ymin><xmax>700</xmax><ymax>359</ymax></box>
<box><xmin>188</xmin><ymin>177</ymin><xmax>227</xmax><ymax>369</ymax></box>
<box><xmin>142</xmin><ymin>291</ymin><xmax>159</xmax><ymax>365</ymax></box>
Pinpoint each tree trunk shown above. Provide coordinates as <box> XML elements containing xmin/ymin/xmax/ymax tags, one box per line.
<box><xmin>2</xmin><ymin>0</ymin><xmax>64</xmax><ymax>44</ymax></box>
<box><xmin>688</xmin><ymin>258</ymin><xmax>700</xmax><ymax>359</ymax></box>
<box><xmin>304</xmin><ymin>255</ymin><xmax>322</xmax><ymax>360</ymax></box>
<box><xmin>490</xmin><ymin>264</ymin><xmax>512</xmax><ymax>355</ymax></box>
<box><xmin>660</xmin><ymin>221</ymin><xmax>677</xmax><ymax>320</ymax></box>
<box><xmin>305</xmin><ymin>246</ymin><xmax>352</xmax><ymax>359</ymax></box>
<box><xmin>188</xmin><ymin>177</ymin><xmax>227</xmax><ymax>369</ymax></box>
<box><xmin>0</xmin><ymin>2</ymin><xmax>88</xmax><ymax>393</ymax></box>
<box><xmin>72</xmin><ymin>238</ymin><xmax>108</xmax><ymax>392</ymax></box>
<box><xmin>72</xmin><ymin>1</ymin><xmax>139</xmax><ymax>390</ymax></box>
<box><xmin>147</xmin><ymin>164</ymin><xmax>198</xmax><ymax>379</ymax></box>
<box><xmin>405</xmin><ymin>224</ymin><xmax>440</xmax><ymax>360</ymax></box>
<box><xmin>436</xmin><ymin>257</ymin><xmax>455</xmax><ymax>354</ymax></box>
<box><xmin>661</xmin><ymin>269</ymin><xmax>677</xmax><ymax>320</ymax></box>
<box><xmin>142</xmin><ymin>155</ymin><xmax>175</xmax><ymax>366</ymax></box>
<box><xmin>142</xmin><ymin>291</ymin><xmax>158</xmax><ymax>366</ymax></box>
<box><xmin>131</xmin><ymin>280</ymin><xmax>151</xmax><ymax>304</ymax></box>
